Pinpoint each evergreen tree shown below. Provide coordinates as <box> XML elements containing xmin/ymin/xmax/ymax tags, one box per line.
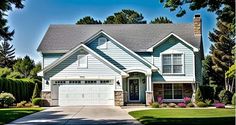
<box><xmin>0</xmin><ymin>41</ymin><xmax>15</xmax><ymax>68</ymax></box>
<box><xmin>31</xmin><ymin>83</ymin><xmax>40</xmax><ymax>99</ymax></box>
<box><xmin>76</xmin><ymin>16</ymin><xmax>102</xmax><ymax>24</ymax></box>
<box><xmin>13</xmin><ymin>56</ymin><xmax>35</xmax><ymax>78</ymax></box>
<box><xmin>209</xmin><ymin>21</ymin><xmax>235</xmax><ymax>90</ymax></box>
<box><xmin>0</xmin><ymin>0</ymin><xmax>24</xmax><ymax>41</ymax></box>
<box><xmin>104</xmin><ymin>9</ymin><xmax>146</xmax><ymax>24</ymax></box>
<box><xmin>150</xmin><ymin>17</ymin><xmax>172</xmax><ymax>24</ymax></box>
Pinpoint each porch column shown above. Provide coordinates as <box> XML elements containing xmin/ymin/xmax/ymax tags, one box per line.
<box><xmin>146</xmin><ymin>74</ymin><xmax>153</xmax><ymax>105</ymax></box>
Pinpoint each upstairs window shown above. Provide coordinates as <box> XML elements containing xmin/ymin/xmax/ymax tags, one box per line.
<box><xmin>78</xmin><ymin>54</ymin><xmax>88</xmax><ymax>68</ymax></box>
<box><xmin>98</xmin><ymin>37</ymin><xmax>107</xmax><ymax>49</ymax></box>
<box><xmin>162</xmin><ymin>54</ymin><xmax>183</xmax><ymax>74</ymax></box>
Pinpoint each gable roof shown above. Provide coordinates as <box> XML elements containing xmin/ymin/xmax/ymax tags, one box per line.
<box><xmin>147</xmin><ymin>33</ymin><xmax>199</xmax><ymax>52</ymax></box>
<box><xmin>37</xmin><ymin>44</ymin><xmax>129</xmax><ymax>77</ymax></box>
<box><xmin>37</xmin><ymin>24</ymin><xmax>201</xmax><ymax>53</ymax></box>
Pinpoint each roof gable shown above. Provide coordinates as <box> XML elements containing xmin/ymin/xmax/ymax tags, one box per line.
<box><xmin>38</xmin><ymin>44</ymin><xmax>128</xmax><ymax>77</ymax></box>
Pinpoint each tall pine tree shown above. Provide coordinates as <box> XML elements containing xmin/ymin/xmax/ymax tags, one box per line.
<box><xmin>0</xmin><ymin>41</ymin><xmax>15</xmax><ymax>68</ymax></box>
<box><xmin>209</xmin><ymin>21</ymin><xmax>235</xmax><ymax>90</ymax></box>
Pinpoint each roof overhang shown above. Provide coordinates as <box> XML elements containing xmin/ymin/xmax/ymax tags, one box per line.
<box><xmin>146</xmin><ymin>33</ymin><xmax>199</xmax><ymax>52</ymax></box>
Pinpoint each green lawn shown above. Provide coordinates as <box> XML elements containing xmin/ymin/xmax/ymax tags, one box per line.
<box><xmin>129</xmin><ymin>108</ymin><xmax>235</xmax><ymax>125</ymax></box>
<box><xmin>0</xmin><ymin>107</ymin><xmax>44</xmax><ymax>124</ymax></box>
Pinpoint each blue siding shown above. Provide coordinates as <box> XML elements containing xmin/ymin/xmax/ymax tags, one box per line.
<box><xmin>43</xmin><ymin>53</ymin><xmax>64</xmax><ymax>68</ymax></box>
<box><xmin>195</xmin><ymin>52</ymin><xmax>202</xmax><ymax>84</ymax></box>
<box><xmin>87</xmin><ymin>35</ymin><xmax>151</xmax><ymax>70</ymax></box>
<box><xmin>152</xmin><ymin>36</ymin><xmax>195</xmax><ymax>82</ymax></box>
<box><xmin>45</xmin><ymin>49</ymin><xmax>121</xmax><ymax>78</ymax></box>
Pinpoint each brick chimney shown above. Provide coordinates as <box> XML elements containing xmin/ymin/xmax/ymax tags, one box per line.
<box><xmin>193</xmin><ymin>14</ymin><xmax>202</xmax><ymax>36</ymax></box>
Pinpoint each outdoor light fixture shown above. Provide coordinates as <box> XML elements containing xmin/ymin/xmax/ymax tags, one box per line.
<box><xmin>46</xmin><ymin>80</ymin><xmax>49</xmax><ymax>85</ymax></box>
<box><xmin>116</xmin><ymin>80</ymin><xmax>120</xmax><ymax>85</ymax></box>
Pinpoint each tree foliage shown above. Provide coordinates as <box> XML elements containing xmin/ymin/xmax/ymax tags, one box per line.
<box><xmin>104</xmin><ymin>9</ymin><xmax>146</xmax><ymax>24</ymax></box>
<box><xmin>0</xmin><ymin>41</ymin><xmax>15</xmax><ymax>68</ymax></box>
<box><xmin>150</xmin><ymin>16</ymin><xmax>172</xmax><ymax>24</ymax></box>
<box><xmin>76</xmin><ymin>16</ymin><xmax>102</xmax><ymax>24</ymax></box>
<box><xmin>0</xmin><ymin>0</ymin><xmax>24</xmax><ymax>41</ymax></box>
<box><xmin>159</xmin><ymin>0</ymin><xmax>235</xmax><ymax>24</ymax></box>
<box><xmin>13</xmin><ymin>56</ymin><xmax>35</xmax><ymax>78</ymax></box>
<box><xmin>209</xmin><ymin>21</ymin><xmax>235</xmax><ymax>90</ymax></box>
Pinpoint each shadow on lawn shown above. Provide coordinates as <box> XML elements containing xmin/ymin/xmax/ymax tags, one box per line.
<box><xmin>138</xmin><ymin>116</ymin><xmax>235</xmax><ymax>125</ymax></box>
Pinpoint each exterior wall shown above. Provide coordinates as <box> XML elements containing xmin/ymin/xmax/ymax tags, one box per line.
<box><xmin>42</xmin><ymin>48</ymin><xmax>121</xmax><ymax>91</ymax></box>
<box><xmin>114</xmin><ymin>91</ymin><xmax>124</xmax><ymax>106</ymax></box>
<box><xmin>136</xmin><ymin>52</ymin><xmax>152</xmax><ymax>63</ymax></box>
<box><xmin>152</xmin><ymin>36</ymin><xmax>195</xmax><ymax>82</ymax></box>
<box><xmin>87</xmin><ymin>35</ymin><xmax>151</xmax><ymax>70</ymax></box>
<box><xmin>43</xmin><ymin>53</ymin><xmax>64</xmax><ymax>68</ymax></box>
<box><xmin>153</xmin><ymin>83</ymin><xmax>193</xmax><ymax>102</ymax></box>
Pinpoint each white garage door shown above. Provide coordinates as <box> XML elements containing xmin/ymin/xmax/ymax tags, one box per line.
<box><xmin>56</xmin><ymin>80</ymin><xmax>114</xmax><ymax>106</ymax></box>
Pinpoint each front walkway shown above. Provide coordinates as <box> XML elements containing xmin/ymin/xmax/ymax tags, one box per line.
<box><xmin>8</xmin><ymin>106</ymin><xmax>141</xmax><ymax>125</ymax></box>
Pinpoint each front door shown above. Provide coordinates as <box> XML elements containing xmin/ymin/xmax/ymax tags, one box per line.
<box><xmin>129</xmin><ymin>79</ymin><xmax>139</xmax><ymax>101</ymax></box>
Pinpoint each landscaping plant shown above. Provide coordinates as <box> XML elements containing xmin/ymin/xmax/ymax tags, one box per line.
<box><xmin>196</xmin><ymin>101</ymin><xmax>207</xmax><ymax>107</ymax></box>
<box><xmin>0</xmin><ymin>92</ymin><xmax>15</xmax><ymax>107</ymax></box>
<box><xmin>177</xmin><ymin>103</ymin><xmax>186</xmax><ymax>108</ymax></box>
<box><xmin>151</xmin><ymin>102</ymin><xmax>159</xmax><ymax>108</ymax></box>
<box><xmin>32</xmin><ymin>98</ymin><xmax>44</xmax><ymax>106</ymax></box>
<box><xmin>219</xmin><ymin>90</ymin><xmax>233</xmax><ymax>104</ymax></box>
<box><xmin>205</xmin><ymin>99</ymin><xmax>212</xmax><ymax>106</ymax></box>
<box><xmin>231</xmin><ymin>93</ymin><xmax>236</xmax><ymax>105</ymax></box>
<box><xmin>187</xmin><ymin>103</ymin><xmax>195</xmax><ymax>107</ymax></box>
<box><xmin>183</xmin><ymin>97</ymin><xmax>191</xmax><ymax>104</ymax></box>
<box><xmin>214</xmin><ymin>103</ymin><xmax>225</xmax><ymax>108</ymax></box>
<box><xmin>157</xmin><ymin>96</ymin><xmax>163</xmax><ymax>104</ymax></box>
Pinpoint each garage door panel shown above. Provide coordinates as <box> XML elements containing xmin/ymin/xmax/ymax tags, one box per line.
<box><xmin>58</xmin><ymin>82</ymin><xmax>114</xmax><ymax>106</ymax></box>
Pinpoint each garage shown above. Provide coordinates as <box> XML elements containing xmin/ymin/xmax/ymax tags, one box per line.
<box><xmin>51</xmin><ymin>80</ymin><xmax>114</xmax><ymax>106</ymax></box>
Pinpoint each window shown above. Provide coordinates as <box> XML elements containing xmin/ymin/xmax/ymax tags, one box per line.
<box><xmin>98</xmin><ymin>37</ymin><xmax>107</xmax><ymax>49</ymax></box>
<box><xmin>162</xmin><ymin>54</ymin><xmax>183</xmax><ymax>74</ymax></box>
<box><xmin>164</xmin><ymin>84</ymin><xmax>183</xmax><ymax>99</ymax></box>
<box><xmin>78</xmin><ymin>55</ymin><xmax>87</xmax><ymax>68</ymax></box>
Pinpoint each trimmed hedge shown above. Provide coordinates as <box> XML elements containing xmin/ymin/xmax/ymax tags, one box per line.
<box><xmin>0</xmin><ymin>78</ymin><xmax>36</xmax><ymax>102</ymax></box>
<box><xmin>195</xmin><ymin>85</ymin><xmax>223</xmax><ymax>102</ymax></box>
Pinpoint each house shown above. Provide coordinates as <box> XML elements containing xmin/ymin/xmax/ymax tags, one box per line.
<box><xmin>37</xmin><ymin>14</ymin><xmax>204</xmax><ymax>106</ymax></box>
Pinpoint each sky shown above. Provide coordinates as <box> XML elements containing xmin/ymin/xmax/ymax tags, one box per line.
<box><xmin>8</xmin><ymin>0</ymin><xmax>217</xmax><ymax>63</ymax></box>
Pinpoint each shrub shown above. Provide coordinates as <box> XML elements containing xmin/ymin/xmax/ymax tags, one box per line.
<box><xmin>0</xmin><ymin>92</ymin><xmax>16</xmax><ymax>106</ymax></box>
<box><xmin>187</xmin><ymin>103</ymin><xmax>195</xmax><ymax>107</ymax></box>
<box><xmin>16</xmin><ymin>103</ymin><xmax>24</xmax><ymax>108</ymax></box>
<box><xmin>205</xmin><ymin>99</ymin><xmax>212</xmax><ymax>106</ymax></box>
<box><xmin>0</xmin><ymin>67</ymin><xmax>11</xmax><ymax>78</ymax></box>
<box><xmin>196</xmin><ymin>101</ymin><xmax>207</xmax><ymax>107</ymax></box>
<box><xmin>184</xmin><ymin>97</ymin><xmax>191</xmax><ymax>104</ymax></box>
<box><xmin>232</xmin><ymin>93</ymin><xmax>236</xmax><ymax>105</ymax></box>
<box><xmin>6</xmin><ymin>72</ymin><xmax>22</xmax><ymax>79</ymax></box>
<box><xmin>157</xmin><ymin>96</ymin><xmax>163</xmax><ymax>104</ymax></box>
<box><xmin>151</xmin><ymin>102</ymin><xmax>159</xmax><ymax>108</ymax></box>
<box><xmin>160</xmin><ymin>103</ymin><xmax>168</xmax><ymax>108</ymax></box>
<box><xmin>219</xmin><ymin>90</ymin><xmax>233</xmax><ymax>104</ymax></box>
<box><xmin>195</xmin><ymin>86</ymin><xmax>203</xmax><ymax>102</ymax></box>
<box><xmin>25</xmin><ymin>102</ymin><xmax>33</xmax><ymax>107</ymax></box>
<box><xmin>168</xmin><ymin>103</ymin><xmax>176</xmax><ymax>108</ymax></box>
<box><xmin>32</xmin><ymin>98</ymin><xmax>44</xmax><ymax>106</ymax></box>
<box><xmin>200</xmin><ymin>85</ymin><xmax>214</xmax><ymax>101</ymax></box>
<box><xmin>214</xmin><ymin>103</ymin><xmax>225</xmax><ymax>108</ymax></box>
<box><xmin>177</xmin><ymin>103</ymin><xmax>186</xmax><ymax>108</ymax></box>
<box><xmin>31</xmin><ymin>83</ymin><xmax>40</xmax><ymax>99</ymax></box>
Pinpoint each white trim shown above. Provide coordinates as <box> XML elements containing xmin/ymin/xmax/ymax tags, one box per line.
<box><xmin>49</xmin><ymin>76</ymin><xmax>116</xmax><ymax>80</ymax></box>
<box><xmin>163</xmin><ymin>99</ymin><xmax>184</xmax><ymax>102</ymax></box>
<box><xmin>153</xmin><ymin>81</ymin><xmax>195</xmax><ymax>84</ymax></box>
<box><xmin>85</xmin><ymin>30</ymin><xmax>158</xmax><ymax>71</ymax></box>
<box><xmin>98</xmin><ymin>37</ymin><xmax>108</xmax><ymax>49</ymax></box>
<box><xmin>147</xmin><ymin>33</ymin><xmax>199</xmax><ymax>52</ymax></box>
<box><xmin>40</xmin><ymin>50</ymin><xmax>68</xmax><ymax>53</ymax></box>
<box><xmin>124</xmin><ymin>68</ymin><xmax>152</xmax><ymax>75</ymax></box>
<box><xmin>128</xmin><ymin>77</ymin><xmax>141</xmax><ymax>102</ymax></box>
<box><xmin>160</xmin><ymin>52</ymin><xmax>185</xmax><ymax>75</ymax></box>
<box><xmin>193</xmin><ymin>52</ymin><xmax>196</xmax><ymax>82</ymax></box>
<box><xmin>77</xmin><ymin>54</ymin><xmax>88</xmax><ymax>68</ymax></box>
<box><xmin>38</xmin><ymin>44</ymin><xmax>128</xmax><ymax>77</ymax></box>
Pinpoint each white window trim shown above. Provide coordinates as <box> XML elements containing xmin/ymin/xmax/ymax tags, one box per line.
<box><xmin>163</xmin><ymin>84</ymin><xmax>183</xmax><ymax>99</ymax></box>
<box><xmin>77</xmin><ymin>54</ymin><xmax>88</xmax><ymax>68</ymax></box>
<box><xmin>98</xmin><ymin>37</ymin><xmax>108</xmax><ymax>49</ymax></box>
<box><xmin>160</xmin><ymin>52</ymin><xmax>185</xmax><ymax>75</ymax></box>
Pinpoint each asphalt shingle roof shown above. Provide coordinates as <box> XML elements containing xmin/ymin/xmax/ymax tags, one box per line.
<box><xmin>37</xmin><ymin>24</ymin><xmax>200</xmax><ymax>52</ymax></box>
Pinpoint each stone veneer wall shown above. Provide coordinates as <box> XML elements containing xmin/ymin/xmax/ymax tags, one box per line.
<box><xmin>114</xmin><ymin>91</ymin><xmax>124</xmax><ymax>106</ymax></box>
<box><xmin>153</xmin><ymin>83</ymin><xmax>193</xmax><ymax>101</ymax></box>
<box><xmin>146</xmin><ymin>92</ymin><xmax>153</xmax><ymax>105</ymax></box>
<box><xmin>41</xmin><ymin>91</ymin><xmax>52</xmax><ymax>106</ymax></box>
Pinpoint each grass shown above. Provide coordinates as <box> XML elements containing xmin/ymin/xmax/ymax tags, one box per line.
<box><xmin>129</xmin><ymin>108</ymin><xmax>235</xmax><ymax>125</ymax></box>
<box><xmin>0</xmin><ymin>107</ymin><xmax>44</xmax><ymax>124</ymax></box>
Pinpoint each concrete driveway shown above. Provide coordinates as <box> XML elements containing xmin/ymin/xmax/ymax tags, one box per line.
<box><xmin>9</xmin><ymin>106</ymin><xmax>141</xmax><ymax>125</ymax></box>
